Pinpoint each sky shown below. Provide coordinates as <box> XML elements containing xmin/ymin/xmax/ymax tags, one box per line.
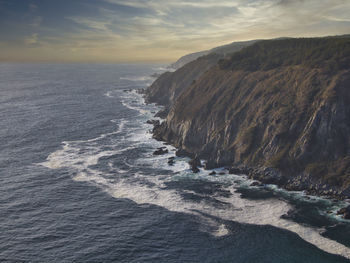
<box><xmin>0</xmin><ymin>0</ymin><xmax>349</xmax><ymax>63</ymax></box>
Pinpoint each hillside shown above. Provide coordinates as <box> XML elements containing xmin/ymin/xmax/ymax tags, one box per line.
<box><xmin>169</xmin><ymin>50</ymin><xmax>210</xmax><ymax>69</ymax></box>
<box><xmin>152</xmin><ymin>37</ymin><xmax>350</xmax><ymax>198</ymax></box>
<box><xmin>169</xmin><ymin>39</ymin><xmax>260</xmax><ymax>70</ymax></box>
<box><xmin>145</xmin><ymin>40</ymin><xmax>259</xmax><ymax>114</ymax></box>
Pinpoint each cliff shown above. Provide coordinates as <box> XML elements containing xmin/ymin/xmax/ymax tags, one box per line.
<box><xmin>169</xmin><ymin>39</ymin><xmax>260</xmax><ymax>70</ymax></box>
<box><xmin>144</xmin><ymin>40</ymin><xmax>259</xmax><ymax>116</ymax></box>
<box><xmin>151</xmin><ymin>37</ymin><xmax>350</xmax><ymax>198</ymax></box>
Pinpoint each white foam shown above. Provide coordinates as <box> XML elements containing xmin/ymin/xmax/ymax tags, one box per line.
<box><xmin>104</xmin><ymin>91</ymin><xmax>114</xmax><ymax>98</ymax></box>
<box><xmin>120</xmin><ymin>76</ymin><xmax>154</xmax><ymax>82</ymax></box>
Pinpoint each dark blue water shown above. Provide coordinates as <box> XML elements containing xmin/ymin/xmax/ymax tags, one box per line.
<box><xmin>1</xmin><ymin>63</ymin><xmax>350</xmax><ymax>262</ymax></box>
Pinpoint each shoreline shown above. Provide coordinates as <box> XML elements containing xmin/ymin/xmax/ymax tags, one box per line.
<box><xmin>140</xmin><ymin>98</ymin><xmax>350</xmax><ymax>218</ymax></box>
<box><xmin>149</xmin><ymin>116</ymin><xmax>349</xmax><ymax>201</ymax></box>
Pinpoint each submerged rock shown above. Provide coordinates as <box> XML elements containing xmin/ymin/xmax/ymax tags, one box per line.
<box><xmin>189</xmin><ymin>156</ymin><xmax>202</xmax><ymax>167</ymax></box>
<box><xmin>189</xmin><ymin>155</ymin><xmax>202</xmax><ymax>173</ymax></box>
<box><xmin>168</xmin><ymin>157</ymin><xmax>175</xmax><ymax>166</ymax></box>
<box><xmin>153</xmin><ymin>147</ymin><xmax>168</xmax><ymax>155</ymax></box>
<box><xmin>191</xmin><ymin>166</ymin><xmax>200</xmax><ymax>173</ymax></box>
<box><xmin>146</xmin><ymin>119</ymin><xmax>160</xmax><ymax>126</ymax></box>
<box><xmin>204</xmin><ymin>160</ymin><xmax>217</xmax><ymax>170</ymax></box>
<box><xmin>337</xmin><ymin>205</ymin><xmax>350</xmax><ymax>219</ymax></box>
<box><xmin>250</xmin><ymin>181</ymin><xmax>262</xmax><ymax>187</ymax></box>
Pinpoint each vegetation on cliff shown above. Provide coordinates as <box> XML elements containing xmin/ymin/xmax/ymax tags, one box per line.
<box><xmin>144</xmin><ymin>40</ymin><xmax>259</xmax><ymax>109</ymax></box>
<box><xmin>218</xmin><ymin>37</ymin><xmax>350</xmax><ymax>72</ymax></box>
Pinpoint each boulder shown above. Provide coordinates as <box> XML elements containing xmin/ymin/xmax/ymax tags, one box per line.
<box><xmin>250</xmin><ymin>181</ymin><xmax>262</xmax><ymax>187</ymax></box>
<box><xmin>336</xmin><ymin>205</ymin><xmax>350</xmax><ymax>219</ymax></box>
<box><xmin>191</xmin><ymin>165</ymin><xmax>200</xmax><ymax>173</ymax></box>
<box><xmin>189</xmin><ymin>156</ymin><xmax>202</xmax><ymax>167</ymax></box>
<box><xmin>153</xmin><ymin>147</ymin><xmax>169</xmax><ymax>155</ymax></box>
<box><xmin>146</xmin><ymin>119</ymin><xmax>160</xmax><ymax>126</ymax></box>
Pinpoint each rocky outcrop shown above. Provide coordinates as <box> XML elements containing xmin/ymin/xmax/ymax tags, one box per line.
<box><xmin>153</xmin><ymin>147</ymin><xmax>168</xmax><ymax>155</ymax></box>
<box><xmin>337</xmin><ymin>205</ymin><xmax>350</xmax><ymax>219</ymax></box>
<box><xmin>151</xmin><ymin>37</ymin><xmax>350</xmax><ymax>198</ymax></box>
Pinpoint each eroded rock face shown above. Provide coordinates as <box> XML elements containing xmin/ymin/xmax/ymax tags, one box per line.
<box><xmin>150</xmin><ymin>37</ymin><xmax>350</xmax><ymax>198</ymax></box>
<box><xmin>144</xmin><ymin>41</ymin><xmax>259</xmax><ymax>111</ymax></box>
<box><xmin>144</xmin><ymin>54</ymin><xmax>222</xmax><ymax>109</ymax></box>
<box><xmin>152</xmin><ymin>66</ymin><xmax>350</xmax><ymax>196</ymax></box>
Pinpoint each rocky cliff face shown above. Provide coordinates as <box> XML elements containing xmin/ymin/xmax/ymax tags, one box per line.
<box><xmin>150</xmin><ymin>37</ymin><xmax>350</xmax><ymax>198</ymax></box>
<box><xmin>145</xmin><ymin>53</ymin><xmax>222</xmax><ymax>109</ymax></box>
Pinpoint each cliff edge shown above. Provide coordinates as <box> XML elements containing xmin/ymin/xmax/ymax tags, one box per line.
<box><xmin>151</xmin><ymin>37</ymin><xmax>350</xmax><ymax>198</ymax></box>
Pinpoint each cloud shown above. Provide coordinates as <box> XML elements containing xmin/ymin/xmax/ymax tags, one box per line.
<box><xmin>24</xmin><ymin>33</ymin><xmax>38</xmax><ymax>45</ymax></box>
<box><xmin>30</xmin><ymin>16</ymin><xmax>42</xmax><ymax>27</ymax></box>
<box><xmin>1</xmin><ymin>0</ymin><xmax>350</xmax><ymax>62</ymax></box>
<box><xmin>29</xmin><ymin>3</ymin><xmax>38</xmax><ymax>12</ymax></box>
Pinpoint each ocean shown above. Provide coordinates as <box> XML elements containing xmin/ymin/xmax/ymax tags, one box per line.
<box><xmin>1</xmin><ymin>63</ymin><xmax>350</xmax><ymax>262</ymax></box>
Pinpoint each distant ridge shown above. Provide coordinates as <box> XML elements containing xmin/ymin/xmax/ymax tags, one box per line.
<box><xmin>169</xmin><ymin>39</ymin><xmax>260</xmax><ymax>70</ymax></box>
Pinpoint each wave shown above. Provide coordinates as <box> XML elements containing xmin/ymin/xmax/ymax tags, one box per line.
<box><xmin>120</xmin><ymin>76</ymin><xmax>154</xmax><ymax>82</ymax></box>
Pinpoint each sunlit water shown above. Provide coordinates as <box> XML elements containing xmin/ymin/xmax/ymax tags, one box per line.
<box><xmin>1</xmin><ymin>63</ymin><xmax>350</xmax><ymax>262</ymax></box>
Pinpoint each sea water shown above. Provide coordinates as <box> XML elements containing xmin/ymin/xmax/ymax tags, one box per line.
<box><xmin>1</xmin><ymin>63</ymin><xmax>350</xmax><ymax>262</ymax></box>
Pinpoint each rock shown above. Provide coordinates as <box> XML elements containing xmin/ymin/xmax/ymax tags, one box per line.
<box><xmin>168</xmin><ymin>157</ymin><xmax>175</xmax><ymax>165</ymax></box>
<box><xmin>344</xmin><ymin>212</ymin><xmax>350</xmax><ymax>220</ymax></box>
<box><xmin>204</xmin><ymin>160</ymin><xmax>217</xmax><ymax>170</ymax></box>
<box><xmin>218</xmin><ymin>172</ymin><xmax>226</xmax><ymax>175</ymax></box>
<box><xmin>228</xmin><ymin>167</ymin><xmax>242</xmax><ymax>174</ymax></box>
<box><xmin>209</xmin><ymin>171</ymin><xmax>216</xmax><ymax>175</ymax></box>
<box><xmin>146</xmin><ymin>119</ymin><xmax>160</xmax><ymax>126</ymax></box>
<box><xmin>250</xmin><ymin>181</ymin><xmax>261</xmax><ymax>187</ymax></box>
<box><xmin>153</xmin><ymin>147</ymin><xmax>169</xmax><ymax>155</ymax></box>
<box><xmin>189</xmin><ymin>156</ymin><xmax>202</xmax><ymax>167</ymax></box>
<box><xmin>175</xmin><ymin>149</ymin><xmax>194</xmax><ymax>158</ymax></box>
<box><xmin>341</xmin><ymin>187</ymin><xmax>350</xmax><ymax>198</ymax></box>
<box><xmin>145</xmin><ymin>37</ymin><xmax>350</xmax><ymax>200</ymax></box>
<box><xmin>191</xmin><ymin>165</ymin><xmax>200</xmax><ymax>173</ymax></box>
<box><xmin>337</xmin><ymin>205</ymin><xmax>350</xmax><ymax>218</ymax></box>
<box><xmin>155</xmin><ymin>108</ymin><xmax>169</xmax><ymax>119</ymax></box>
<box><xmin>188</xmin><ymin>155</ymin><xmax>202</xmax><ymax>173</ymax></box>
